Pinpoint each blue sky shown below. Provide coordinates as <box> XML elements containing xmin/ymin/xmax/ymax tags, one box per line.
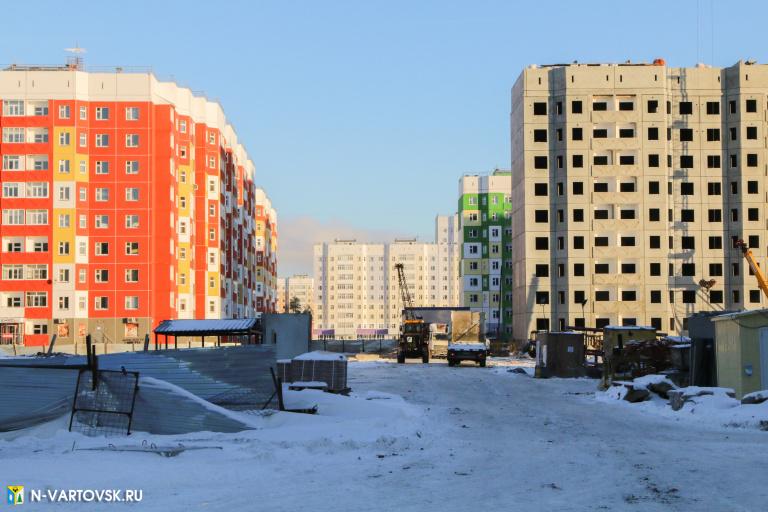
<box><xmin>2</xmin><ymin>0</ymin><xmax>768</xmax><ymax>274</ymax></box>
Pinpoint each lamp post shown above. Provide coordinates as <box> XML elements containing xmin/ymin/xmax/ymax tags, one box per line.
<box><xmin>580</xmin><ymin>299</ymin><xmax>588</xmax><ymax>329</ymax></box>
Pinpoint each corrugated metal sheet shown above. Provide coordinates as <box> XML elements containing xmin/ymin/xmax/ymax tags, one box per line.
<box><xmin>0</xmin><ymin>345</ymin><xmax>277</xmax><ymax>432</ymax></box>
<box><xmin>154</xmin><ymin>318</ymin><xmax>259</xmax><ymax>334</ymax></box>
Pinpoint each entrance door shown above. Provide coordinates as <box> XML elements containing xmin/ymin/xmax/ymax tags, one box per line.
<box><xmin>760</xmin><ymin>328</ymin><xmax>768</xmax><ymax>390</ymax></box>
<box><xmin>0</xmin><ymin>323</ymin><xmax>22</xmax><ymax>345</ymax></box>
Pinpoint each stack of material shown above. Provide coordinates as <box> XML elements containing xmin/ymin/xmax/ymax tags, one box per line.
<box><xmin>289</xmin><ymin>351</ymin><xmax>348</xmax><ymax>392</ymax></box>
<box><xmin>277</xmin><ymin>359</ymin><xmax>292</xmax><ymax>382</ymax></box>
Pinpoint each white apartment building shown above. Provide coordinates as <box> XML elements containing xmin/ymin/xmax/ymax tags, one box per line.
<box><xmin>435</xmin><ymin>214</ymin><xmax>461</xmax><ymax>306</ymax></box>
<box><xmin>511</xmin><ymin>60</ymin><xmax>768</xmax><ymax>342</ymax></box>
<box><xmin>313</xmin><ymin>221</ymin><xmax>460</xmax><ymax>339</ymax></box>
<box><xmin>284</xmin><ymin>274</ymin><xmax>314</xmax><ymax>313</ymax></box>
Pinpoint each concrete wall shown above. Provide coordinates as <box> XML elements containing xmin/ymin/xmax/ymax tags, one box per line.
<box><xmin>262</xmin><ymin>313</ymin><xmax>311</xmax><ymax>359</ymax></box>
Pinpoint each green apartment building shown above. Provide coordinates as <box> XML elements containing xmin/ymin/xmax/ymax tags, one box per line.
<box><xmin>458</xmin><ymin>170</ymin><xmax>513</xmax><ymax>339</ymax></box>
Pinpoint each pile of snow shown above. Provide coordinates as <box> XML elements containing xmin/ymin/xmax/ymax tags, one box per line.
<box><xmin>597</xmin><ymin>376</ymin><xmax>768</xmax><ymax>430</ymax></box>
<box><xmin>294</xmin><ymin>351</ymin><xmax>347</xmax><ymax>361</ymax></box>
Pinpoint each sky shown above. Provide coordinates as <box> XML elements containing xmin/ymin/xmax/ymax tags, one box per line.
<box><xmin>2</xmin><ymin>0</ymin><xmax>768</xmax><ymax>275</ymax></box>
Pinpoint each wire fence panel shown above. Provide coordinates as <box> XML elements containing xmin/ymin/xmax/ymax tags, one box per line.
<box><xmin>69</xmin><ymin>370</ymin><xmax>139</xmax><ymax>437</ymax></box>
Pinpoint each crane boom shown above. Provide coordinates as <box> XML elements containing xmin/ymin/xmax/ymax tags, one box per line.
<box><xmin>395</xmin><ymin>263</ymin><xmax>416</xmax><ymax>320</ymax></box>
<box><xmin>735</xmin><ymin>239</ymin><xmax>768</xmax><ymax>299</ymax></box>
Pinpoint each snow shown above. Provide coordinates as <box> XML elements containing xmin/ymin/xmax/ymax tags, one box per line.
<box><xmin>2</xmin><ymin>359</ymin><xmax>768</xmax><ymax>511</ymax></box>
<box><xmin>293</xmin><ymin>350</ymin><xmax>347</xmax><ymax>361</ymax></box>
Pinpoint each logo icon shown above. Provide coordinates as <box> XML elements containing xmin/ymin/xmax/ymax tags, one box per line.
<box><xmin>7</xmin><ymin>486</ymin><xmax>23</xmax><ymax>505</ymax></box>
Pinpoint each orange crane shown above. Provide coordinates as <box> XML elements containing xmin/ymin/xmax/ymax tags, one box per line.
<box><xmin>735</xmin><ymin>239</ymin><xmax>768</xmax><ymax>299</ymax></box>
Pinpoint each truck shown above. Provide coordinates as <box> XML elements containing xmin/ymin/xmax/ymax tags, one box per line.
<box><xmin>446</xmin><ymin>311</ymin><xmax>488</xmax><ymax>367</ymax></box>
<box><xmin>395</xmin><ymin>263</ymin><xmax>430</xmax><ymax>364</ymax></box>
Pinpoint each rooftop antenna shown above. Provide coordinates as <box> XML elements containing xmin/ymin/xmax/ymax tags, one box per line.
<box><xmin>64</xmin><ymin>45</ymin><xmax>86</xmax><ymax>70</ymax></box>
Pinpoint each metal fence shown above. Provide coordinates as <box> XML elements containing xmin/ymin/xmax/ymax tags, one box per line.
<box><xmin>310</xmin><ymin>339</ymin><xmax>397</xmax><ymax>355</ymax></box>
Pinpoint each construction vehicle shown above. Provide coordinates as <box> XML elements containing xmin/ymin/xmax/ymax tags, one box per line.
<box><xmin>394</xmin><ymin>263</ymin><xmax>430</xmax><ymax>364</ymax></box>
<box><xmin>735</xmin><ymin>239</ymin><xmax>768</xmax><ymax>299</ymax></box>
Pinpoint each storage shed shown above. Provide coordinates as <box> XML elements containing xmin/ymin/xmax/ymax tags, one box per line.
<box><xmin>711</xmin><ymin>309</ymin><xmax>768</xmax><ymax>398</ymax></box>
<box><xmin>534</xmin><ymin>331</ymin><xmax>585</xmax><ymax>378</ymax></box>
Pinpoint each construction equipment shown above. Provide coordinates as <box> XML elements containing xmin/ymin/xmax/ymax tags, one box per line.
<box><xmin>735</xmin><ymin>239</ymin><xmax>768</xmax><ymax>299</ymax></box>
<box><xmin>394</xmin><ymin>263</ymin><xmax>430</xmax><ymax>364</ymax></box>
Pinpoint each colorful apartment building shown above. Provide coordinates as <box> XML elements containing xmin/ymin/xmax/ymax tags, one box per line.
<box><xmin>0</xmin><ymin>63</ymin><xmax>277</xmax><ymax>347</ymax></box>
<box><xmin>458</xmin><ymin>170</ymin><xmax>513</xmax><ymax>339</ymax></box>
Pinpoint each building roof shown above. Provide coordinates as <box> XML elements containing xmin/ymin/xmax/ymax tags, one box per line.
<box><xmin>154</xmin><ymin>318</ymin><xmax>260</xmax><ymax>336</ymax></box>
<box><xmin>710</xmin><ymin>309</ymin><xmax>768</xmax><ymax>322</ymax></box>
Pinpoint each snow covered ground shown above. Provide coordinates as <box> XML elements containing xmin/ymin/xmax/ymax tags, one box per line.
<box><xmin>2</xmin><ymin>359</ymin><xmax>767</xmax><ymax>511</ymax></box>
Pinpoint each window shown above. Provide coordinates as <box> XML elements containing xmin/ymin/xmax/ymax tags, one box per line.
<box><xmin>58</xmin><ymin>159</ymin><xmax>70</xmax><ymax>173</ymax></box>
<box><xmin>2</xmin><ymin>155</ymin><xmax>22</xmax><ymax>170</ymax></box>
<box><xmin>706</xmin><ymin>128</ymin><xmax>720</xmax><ymax>141</ymax></box>
<box><xmin>680</xmin><ymin>155</ymin><xmax>694</xmax><ymax>168</ymax></box>
<box><xmin>58</xmin><ymin>241</ymin><xmax>70</xmax><ymax>255</ymax></box>
<box><xmin>125</xmin><ymin>134</ymin><xmax>139</xmax><ymax>147</ymax></box>
<box><xmin>730</xmin><ymin>154</ymin><xmax>738</xmax><ymax>168</ymax></box>
<box><xmin>2</xmin><ymin>209</ymin><xmax>24</xmax><ymax>225</ymax></box>
<box><xmin>534</xmin><ymin>210</ymin><xmax>548</xmax><ymax>223</ymax></box>
<box><xmin>620</xmin><ymin>209</ymin><xmax>635</xmax><ymax>220</ymax></box>
<box><xmin>595</xmin><ymin>291</ymin><xmax>610</xmax><ymax>301</ymax></box>
<box><xmin>95</xmin><ymin>242</ymin><xmax>109</xmax><ymax>255</ymax></box>
<box><xmin>647</xmin><ymin>100</ymin><xmax>658</xmax><ymax>113</ymax></box>
<box><xmin>571</xmin><ymin>100</ymin><xmax>582</xmax><ymax>114</ymax></box>
<box><xmin>618</xmin><ymin>101</ymin><xmax>633</xmax><ymax>111</ymax></box>
<box><xmin>709</xmin><ymin>236</ymin><xmax>722</xmax><ymax>249</ymax></box>
<box><xmin>533</xmin><ymin>129</ymin><xmax>547</xmax><ymax>142</ymax></box>
<box><xmin>679</xmin><ymin>101</ymin><xmax>693</xmax><ymax>115</ymax></box>
<box><xmin>572</xmin><ymin>154</ymin><xmax>583</xmax><ymax>168</ymax></box>
<box><xmin>619</xmin><ymin>155</ymin><xmax>635</xmax><ymax>165</ymax></box>
<box><xmin>534</xmin><ymin>156</ymin><xmax>547</xmax><ymax>169</ymax></box>
<box><xmin>26</xmin><ymin>209</ymin><xmax>48</xmax><ymax>225</ymax></box>
<box><xmin>594</xmin><ymin>236</ymin><xmax>609</xmax><ymax>247</ymax></box>
<box><xmin>620</xmin><ymin>236</ymin><xmax>635</xmax><ymax>247</ymax></box>
<box><xmin>125</xmin><ymin>242</ymin><xmax>139</xmax><ymax>255</ymax></box>
<box><xmin>125</xmin><ymin>107</ymin><xmax>140</xmax><ymax>120</ymax></box>
<box><xmin>125</xmin><ymin>188</ymin><xmax>139</xmax><ymax>201</ymax></box>
<box><xmin>95</xmin><ymin>161</ymin><xmax>109</xmax><ymax>174</ymax></box>
<box><xmin>681</xmin><ymin>210</ymin><xmax>695</xmax><ymax>222</ymax></box>
<box><xmin>594</xmin><ymin>263</ymin><xmax>609</xmax><ymax>274</ymax></box>
<box><xmin>708</xmin><ymin>209</ymin><xmax>722</xmax><ymax>222</ymax></box>
<box><xmin>95</xmin><ymin>296</ymin><xmax>109</xmax><ymax>310</ymax></box>
<box><xmin>680</xmin><ymin>182</ymin><xmax>694</xmax><ymax>195</ymax></box>
<box><xmin>621</xmin><ymin>291</ymin><xmax>637</xmax><ymax>301</ymax></box>
<box><xmin>79</xmin><ymin>132</ymin><xmax>87</xmax><ymax>147</ymax></box>
<box><xmin>2</xmin><ymin>128</ymin><xmax>24</xmax><ymax>143</ymax></box>
<box><xmin>59</xmin><ymin>131</ymin><xmax>71</xmax><ymax>146</ymax></box>
<box><xmin>572</xmin><ymin>182</ymin><xmax>583</xmax><ymax>195</ymax></box>
<box><xmin>534</xmin><ymin>183</ymin><xmax>547</xmax><ymax>196</ymax></box>
<box><xmin>59</xmin><ymin>104</ymin><xmax>70</xmax><ymax>119</ymax></box>
<box><xmin>94</xmin><ymin>215</ymin><xmax>109</xmax><ymax>228</ymax></box>
<box><xmin>26</xmin><ymin>292</ymin><xmax>47</xmax><ymax>308</ymax></box>
<box><xmin>572</xmin><ymin>127</ymin><xmax>583</xmax><ymax>141</ymax></box>
<box><xmin>746</xmin><ymin>99</ymin><xmax>757</xmax><ymax>113</ymax></box>
<box><xmin>573</xmin><ymin>263</ymin><xmax>584</xmax><ymax>276</ymax></box>
<box><xmin>534</xmin><ymin>237</ymin><xmax>548</xmax><ymax>250</ymax></box>
<box><xmin>573</xmin><ymin>236</ymin><xmax>584</xmax><ymax>249</ymax></box>
<box><xmin>709</xmin><ymin>290</ymin><xmax>723</xmax><ymax>304</ymax></box>
<box><xmin>95</xmin><ymin>188</ymin><xmax>109</xmax><ymax>201</ymax></box>
<box><xmin>125</xmin><ymin>296</ymin><xmax>139</xmax><ymax>309</ymax></box>
<box><xmin>593</xmin><ymin>128</ymin><xmax>608</xmax><ymax>138</ymax></box>
<box><xmin>593</xmin><ymin>155</ymin><xmax>608</xmax><ymax>165</ymax></box>
<box><xmin>650</xmin><ymin>290</ymin><xmax>662</xmax><ymax>303</ymax></box>
<box><xmin>79</xmin><ymin>106</ymin><xmax>87</xmax><ymax>120</ymax></box>
<box><xmin>679</xmin><ymin>128</ymin><xmax>693</xmax><ymax>142</ymax></box>
<box><xmin>748</xmin><ymin>181</ymin><xmax>758</xmax><ymax>194</ymax></box>
<box><xmin>125</xmin><ymin>215</ymin><xmax>140</xmax><ymax>228</ymax></box>
<box><xmin>682</xmin><ymin>290</ymin><xmax>696</xmax><ymax>304</ymax></box>
<box><xmin>747</xmin><ymin>126</ymin><xmax>758</xmax><ymax>139</ymax></box>
<box><xmin>747</xmin><ymin>154</ymin><xmax>758</xmax><ymax>167</ymax></box>
<box><xmin>126</xmin><ymin>160</ymin><xmax>139</xmax><ymax>174</ymax></box>
<box><xmin>2</xmin><ymin>100</ymin><xmax>24</xmax><ymax>116</ymax></box>
<box><xmin>533</xmin><ymin>102</ymin><xmax>547</xmax><ymax>115</ymax></box>
<box><xmin>748</xmin><ymin>208</ymin><xmax>759</xmax><ymax>222</ymax></box>
<box><xmin>650</xmin><ymin>263</ymin><xmax>661</xmax><ymax>276</ymax></box>
<box><xmin>649</xmin><ymin>236</ymin><xmax>660</xmax><ymax>249</ymax></box>
<box><xmin>573</xmin><ymin>209</ymin><xmax>584</xmax><ymax>222</ymax></box>
<box><xmin>592</xmin><ymin>101</ymin><xmax>607</xmax><ymax>111</ymax></box>
<box><xmin>681</xmin><ymin>236</ymin><xmax>695</xmax><ymax>250</ymax></box>
<box><xmin>706</xmin><ymin>101</ymin><xmax>719</xmax><ymax>115</ymax></box>
<box><xmin>95</xmin><ymin>269</ymin><xmax>109</xmax><ymax>283</ymax></box>
<box><xmin>709</xmin><ymin>263</ymin><xmax>723</xmax><ymax>277</ymax></box>
<box><xmin>647</xmin><ymin>127</ymin><xmax>658</xmax><ymax>140</ymax></box>
<box><xmin>648</xmin><ymin>208</ymin><xmax>660</xmax><ymax>222</ymax></box>
<box><xmin>58</xmin><ymin>214</ymin><xmax>70</xmax><ymax>228</ymax></box>
<box><xmin>707</xmin><ymin>155</ymin><xmax>721</xmax><ymax>168</ymax></box>
<box><xmin>95</xmin><ymin>107</ymin><xmax>110</xmax><ymax>120</ymax></box>
<box><xmin>95</xmin><ymin>134</ymin><xmax>109</xmax><ymax>147</ymax></box>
